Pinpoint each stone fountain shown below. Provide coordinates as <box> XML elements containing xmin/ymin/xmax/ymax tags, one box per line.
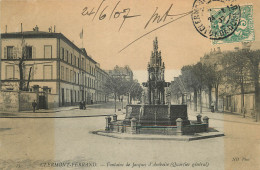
<box><xmin>97</xmin><ymin>37</ymin><xmax>223</xmax><ymax>139</ymax></box>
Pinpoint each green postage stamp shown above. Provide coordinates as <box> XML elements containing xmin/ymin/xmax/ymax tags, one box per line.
<box><xmin>212</xmin><ymin>5</ymin><xmax>255</xmax><ymax>44</ymax></box>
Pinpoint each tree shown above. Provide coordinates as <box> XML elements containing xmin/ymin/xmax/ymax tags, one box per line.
<box><xmin>192</xmin><ymin>62</ymin><xmax>208</xmax><ymax>114</ymax></box>
<box><xmin>221</xmin><ymin>47</ymin><xmax>260</xmax><ymax>121</ymax></box>
<box><xmin>181</xmin><ymin>65</ymin><xmax>200</xmax><ymax>111</ymax></box>
<box><xmin>103</xmin><ymin>76</ymin><xmax>135</xmax><ymax>111</ymax></box>
<box><xmin>203</xmin><ymin>62</ymin><xmax>223</xmax><ymax>111</ymax></box>
<box><xmin>129</xmin><ymin>81</ymin><xmax>143</xmax><ymax>103</ymax></box>
<box><xmin>222</xmin><ymin>50</ymin><xmax>249</xmax><ymax>114</ymax></box>
<box><xmin>104</xmin><ymin>76</ymin><xmax>125</xmax><ymax>112</ymax></box>
<box><xmin>202</xmin><ymin>63</ymin><xmax>215</xmax><ymax>109</ymax></box>
<box><xmin>242</xmin><ymin>49</ymin><xmax>260</xmax><ymax>121</ymax></box>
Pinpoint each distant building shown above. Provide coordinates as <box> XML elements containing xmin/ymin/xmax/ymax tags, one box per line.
<box><xmin>107</xmin><ymin>65</ymin><xmax>133</xmax><ymax>81</ymax></box>
<box><xmin>0</xmin><ymin>26</ymin><xmax>108</xmax><ymax>108</ymax></box>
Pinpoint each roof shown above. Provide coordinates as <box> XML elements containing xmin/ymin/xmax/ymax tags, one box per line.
<box><xmin>1</xmin><ymin>31</ymin><xmax>96</xmax><ymax>64</ymax></box>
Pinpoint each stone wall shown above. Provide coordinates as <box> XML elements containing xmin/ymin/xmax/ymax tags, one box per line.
<box><xmin>48</xmin><ymin>94</ymin><xmax>59</xmax><ymax>109</ymax></box>
<box><xmin>0</xmin><ymin>90</ymin><xmax>19</xmax><ymax>112</ymax></box>
<box><xmin>0</xmin><ymin>90</ymin><xmax>59</xmax><ymax>112</ymax></box>
<box><xmin>182</xmin><ymin>124</ymin><xmax>207</xmax><ymax>135</ymax></box>
<box><xmin>19</xmin><ymin>91</ymin><xmax>37</xmax><ymax>111</ymax></box>
<box><xmin>125</xmin><ymin>104</ymin><xmax>188</xmax><ymax>125</ymax></box>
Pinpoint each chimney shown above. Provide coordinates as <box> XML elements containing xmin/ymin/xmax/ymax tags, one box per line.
<box><xmin>21</xmin><ymin>23</ymin><xmax>23</xmax><ymax>33</ymax></box>
<box><xmin>54</xmin><ymin>25</ymin><xmax>56</xmax><ymax>32</ymax></box>
<box><xmin>5</xmin><ymin>25</ymin><xmax>7</xmax><ymax>33</ymax></box>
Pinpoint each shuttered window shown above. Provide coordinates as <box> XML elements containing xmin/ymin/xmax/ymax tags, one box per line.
<box><xmin>5</xmin><ymin>65</ymin><xmax>15</xmax><ymax>79</ymax></box>
<box><xmin>44</xmin><ymin>45</ymin><xmax>52</xmax><ymax>58</ymax></box>
<box><xmin>43</xmin><ymin>65</ymin><xmax>53</xmax><ymax>79</ymax></box>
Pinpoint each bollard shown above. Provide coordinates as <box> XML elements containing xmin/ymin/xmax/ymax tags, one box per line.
<box><xmin>131</xmin><ymin>118</ymin><xmax>137</xmax><ymax>134</ymax></box>
<box><xmin>196</xmin><ymin>114</ymin><xmax>202</xmax><ymax>123</ymax></box>
<box><xmin>113</xmin><ymin>114</ymin><xmax>117</xmax><ymax>122</ymax></box>
<box><xmin>176</xmin><ymin>118</ymin><xmax>183</xmax><ymax>136</ymax></box>
<box><xmin>105</xmin><ymin>116</ymin><xmax>112</xmax><ymax>131</ymax></box>
<box><xmin>203</xmin><ymin>116</ymin><xmax>209</xmax><ymax>129</ymax></box>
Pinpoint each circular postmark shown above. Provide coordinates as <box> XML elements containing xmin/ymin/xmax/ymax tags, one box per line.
<box><xmin>191</xmin><ymin>0</ymin><xmax>241</xmax><ymax>40</ymax></box>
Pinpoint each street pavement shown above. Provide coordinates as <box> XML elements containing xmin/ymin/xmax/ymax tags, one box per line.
<box><xmin>0</xmin><ymin>102</ymin><xmax>259</xmax><ymax>170</ymax></box>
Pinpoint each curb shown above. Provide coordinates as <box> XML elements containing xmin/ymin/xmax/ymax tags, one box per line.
<box><xmin>91</xmin><ymin>131</ymin><xmax>225</xmax><ymax>141</ymax></box>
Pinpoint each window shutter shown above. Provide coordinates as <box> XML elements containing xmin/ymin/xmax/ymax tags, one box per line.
<box><xmin>32</xmin><ymin>46</ymin><xmax>36</xmax><ymax>58</ymax></box>
<box><xmin>13</xmin><ymin>47</ymin><xmax>18</xmax><ymax>58</ymax></box>
<box><xmin>4</xmin><ymin>47</ymin><xmax>7</xmax><ymax>59</ymax></box>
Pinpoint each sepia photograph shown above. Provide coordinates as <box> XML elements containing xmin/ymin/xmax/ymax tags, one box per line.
<box><xmin>0</xmin><ymin>0</ymin><xmax>259</xmax><ymax>169</ymax></box>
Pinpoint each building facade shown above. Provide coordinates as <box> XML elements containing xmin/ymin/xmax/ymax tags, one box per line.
<box><xmin>107</xmin><ymin>65</ymin><xmax>133</xmax><ymax>82</ymax></box>
<box><xmin>0</xmin><ymin>27</ymin><xmax>108</xmax><ymax>108</ymax></box>
<box><xmin>95</xmin><ymin>64</ymin><xmax>109</xmax><ymax>103</ymax></box>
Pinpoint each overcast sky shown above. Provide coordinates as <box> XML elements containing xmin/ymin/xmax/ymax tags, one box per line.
<box><xmin>1</xmin><ymin>0</ymin><xmax>259</xmax><ymax>82</ymax></box>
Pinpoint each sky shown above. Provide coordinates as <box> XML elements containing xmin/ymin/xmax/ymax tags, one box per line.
<box><xmin>1</xmin><ymin>0</ymin><xmax>259</xmax><ymax>82</ymax></box>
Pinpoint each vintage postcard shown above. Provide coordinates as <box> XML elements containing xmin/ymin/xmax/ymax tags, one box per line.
<box><xmin>0</xmin><ymin>0</ymin><xmax>259</xmax><ymax>169</ymax></box>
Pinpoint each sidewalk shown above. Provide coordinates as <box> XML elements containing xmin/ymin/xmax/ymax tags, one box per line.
<box><xmin>187</xmin><ymin>108</ymin><xmax>260</xmax><ymax>126</ymax></box>
<box><xmin>0</xmin><ymin>104</ymin><xmax>125</xmax><ymax>118</ymax></box>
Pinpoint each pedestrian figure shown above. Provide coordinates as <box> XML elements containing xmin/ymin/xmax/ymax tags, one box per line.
<box><xmin>211</xmin><ymin>101</ymin><xmax>215</xmax><ymax>113</ymax></box>
<box><xmin>32</xmin><ymin>100</ymin><xmax>37</xmax><ymax>113</ymax></box>
<box><xmin>79</xmin><ymin>101</ymin><xmax>83</xmax><ymax>110</ymax></box>
<box><xmin>83</xmin><ymin>101</ymin><xmax>86</xmax><ymax>110</ymax></box>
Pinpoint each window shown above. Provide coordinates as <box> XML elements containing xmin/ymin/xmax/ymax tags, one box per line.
<box><xmin>61</xmin><ymin>48</ymin><xmax>64</xmax><ymax>60</ymax></box>
<box><xmin>74</xmin><ymin>71</ymin><xmax>76</xmax><ymax>83</ymax></box>
<box><xmin>66</xmin><ymin>50</ymin><xmax>69</xmax><ymax>62</ymax></box>
<box><xmin>25</xmin><ymin>46</ymin><xmax>32</xmax><ymax>59</ymax></box>
<box><xmin>78</xmin><ymin>73</ymin><xmax>79</xmax><ymax>84</ymax></box>
<box><xmin>61</xmin><ymin>66</ymin><xmax>64</xmax><ymax>80</ymax></box>
<box><xmin>66</xmin><ymin>68</ymin><xmax>69</xmax><ymax>81</ymax></box>
<box><xmin>44</xmin><ymin>45</ymin><xmax>52</xmax><ymax>58</ymax></box>
<box><xmin>78</xmin><ymin>58</ymin><xmax>80</xmax><ymax>67</ymax></box>
<box><xmin>74</xmin><ymin>56</ymin><xmax>76</xmax><ymax>66</ymax></box>
<box><xmin>66</xmin><ymin>89</ymin><xmax>70</xmax><ymax>102</ymax></box>
<box><xmin>7</xmin><ymin>46</ymin><xmax>14</xmax><ymax>59</ymax></box>
<box><xmin>71</xmin><ymin>54</ymin><xmax>73</xmax><ymax>64</ymax></box>
<box><xmin>43</xmin><ymin>65</ymin><xmax>53</xmax><ymax>79</ymax></box>
<box><xmin>5</xmin><ymin>65</ymin><xmax>14</xmax><ymax>79</ymax></box>
<box><xmin>70</xmin><ymin>70</ymin><xmax>73</xmax><ymax>82</ymax></box>
<box><xmin>82</xmin><ymin>58</ymin><xmax>84</xmax><ymax>69</ymax></box>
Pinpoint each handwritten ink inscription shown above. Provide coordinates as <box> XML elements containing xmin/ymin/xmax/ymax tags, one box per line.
<box><xmin>81</xmin><ymin>0</ymin><xmax>141</xmax><ymax>31</ymax></box>
<box><xmin>81</xmin><ymin>0</ymin><xmax>190</xmax><ymax>31</ymax></box>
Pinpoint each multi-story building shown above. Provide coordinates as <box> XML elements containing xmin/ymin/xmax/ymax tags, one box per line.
<box><xmin>107</xmin><ymin>65</ymin><xmax>133</xmax><ymax>81</ymax></box>
<box><xmin>0</xmin><ymin>26</ymin><xmax>108</xmax><ymax>108</ymax></box>
<box><xmin>95</xmin><ymin>63</ymin><xmax>109</xmax><ymax>103</ymax></box>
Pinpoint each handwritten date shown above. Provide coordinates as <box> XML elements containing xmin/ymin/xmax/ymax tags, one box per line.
<box><xmin>81</xmin><ymin>0</ymin><xmax>141</xmax><ymax>31</ymax></box>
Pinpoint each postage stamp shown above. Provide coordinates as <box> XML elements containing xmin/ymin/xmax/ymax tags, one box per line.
<box><xmin>212</xmin><ymin>5</ymin><xmax>255</xmax><ymax>44</ymax></box>
<box><xmin>191</xmin><ymin>0</ymin><xmax>241</xmax><ymax>40</ymax></box>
